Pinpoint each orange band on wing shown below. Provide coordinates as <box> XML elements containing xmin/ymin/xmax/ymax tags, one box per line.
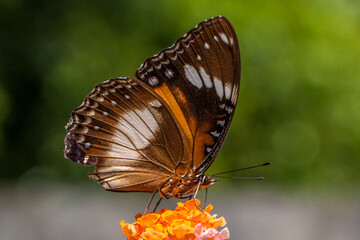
<box><xmin>154</xmin><ymin>84</ymin><xmax>193</xmax><ymax>149</ymax></box>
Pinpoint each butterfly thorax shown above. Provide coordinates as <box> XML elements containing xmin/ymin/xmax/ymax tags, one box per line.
<box><xmin>159</xmin><ymin>173</ymin><xmax>218</xmax><ymax>199</ymax></box>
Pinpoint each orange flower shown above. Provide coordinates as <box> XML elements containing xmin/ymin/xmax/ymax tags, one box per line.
<box><xmin>120</xmin><ymin>199</ymin><xmax>230</xmax><ymax>240</ymax></box>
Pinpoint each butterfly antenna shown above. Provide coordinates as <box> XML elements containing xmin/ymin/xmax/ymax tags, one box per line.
<box><xmin>212</xmin><ymin>176</ymin><xmax>264</xmax><ymax>180</ymax></box>
<box><xmin>211</xmin><ymin>162</ymin><xmax>271</xmax><ymax>177</ymax></box>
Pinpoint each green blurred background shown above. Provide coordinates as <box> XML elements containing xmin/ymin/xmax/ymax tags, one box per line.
<box><xmin>1</xmin><ymin>0</ymin><xmax>359</xmax><ymax>191</ymax></box>
<box><xmin>0</xmin><ymin>0</ymin><xmax>360</xmax><ymax>239</ymax></box>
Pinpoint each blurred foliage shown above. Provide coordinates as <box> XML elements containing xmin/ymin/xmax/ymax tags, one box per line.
<box><xmin>0</xmin><ymin>0</ymin><xmax>359</xmax><ymax>192</ymax></box>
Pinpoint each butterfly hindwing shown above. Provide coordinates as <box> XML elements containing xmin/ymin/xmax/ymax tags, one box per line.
<box><xmin>136</xmin><ymin>16</ymin><xmax>240</xmax><ymax>173</ymax></box>
<box><xmin>65</xmin><ymin>77</ymin><xmax>189</xmax><ymax>192</ymax></box>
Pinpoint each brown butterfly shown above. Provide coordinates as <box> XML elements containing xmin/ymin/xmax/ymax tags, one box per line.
<box><xmin>64</xmin><ymin>16</ymin><xmax>240</xmax><ymax>211</ymax></box>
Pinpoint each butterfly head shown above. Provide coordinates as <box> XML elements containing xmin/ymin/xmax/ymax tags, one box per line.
<box><xmin>159</xmin><ymin>174</ymin><xmax>219</xmax><ymax>199</ymax></box>
<box><xmin>199</xmin><ymin>175</ymin><xmax>219</xmax><ymax>189</ymax></box>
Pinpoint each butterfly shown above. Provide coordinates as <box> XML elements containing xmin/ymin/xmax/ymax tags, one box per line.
<box><xmin>64</xmin><ymin>16</ymin><xmax>240</xmax><ymax>210</ymax></box>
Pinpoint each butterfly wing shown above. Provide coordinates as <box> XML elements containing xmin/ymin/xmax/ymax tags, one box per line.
<box><xmin>136</xmin><ymin>16</ymin><xmax>241</xmax><ymax>174</ymax></box>
<box><xmin>65</xmin><ymin>77</ymin><xmax>189</xmax><ymax>192</ymax></box>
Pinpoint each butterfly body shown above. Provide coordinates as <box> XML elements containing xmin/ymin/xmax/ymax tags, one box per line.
<box><xmin>64</xmin><ymin>16</ymin><xmax>240</xmax><ymax>200</ymax></box>
<box><xmin>158</xmin><ymin>172</ymin><xmax>218</xmax><ymax>199</ymax></box>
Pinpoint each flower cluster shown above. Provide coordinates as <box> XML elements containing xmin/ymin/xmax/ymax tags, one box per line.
<box><xmin>120</xmin><ymin>199</ymin><xmax>229</xmax><ymax>240</ymax></box>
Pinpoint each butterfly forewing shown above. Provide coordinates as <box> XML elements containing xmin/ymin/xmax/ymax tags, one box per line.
<box><xmin>136</xmin><ymin>16</ymin><xmax>240</xmax><ymax>173</ymax></box>
<box><xmin>65</xmin><ymin>77</ymin><xmax>190</xmax><ymax>192</ymax></box>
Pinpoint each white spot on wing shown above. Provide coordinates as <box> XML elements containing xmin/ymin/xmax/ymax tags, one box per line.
<box><xmin>148</xmin><ymin>76</ymin><xmax>159</xmax><ymax>86</ymax></box>
<box><xmin>217</xmin><ymin>120</ymin><xmax>225</xmax><ymax>127</ymax></box>
<box><xmin>184</xmin><ymin>64</ymin><xmax>203</xmax><ymax>89</ymax></box>
<box><xmin>226</xmin><ymin>106</ymin><xmax>233</xmax><ymax>114</ymax></box>
<box><xmin>210</xmin><ymin>131</ymin><xmax>220</xmax><ymax>138</ymax></box>
<box><xmin>219</xmin><ymin>33</ymin><xmax>229</xmax><ymax>45</ymax></box>
<box><xmin>214</xmin><ymin>77</ymin><xmax>224</xmax><ymax>99</ymax></box>
<box><xmin>120</xmin><ymin>106</ymin><xmax>160</xmax><ymax>149</ymax></box>
<box><xmin>96</xmin><ymin>94</ymin><xmax>104</xmax><ymax>103</ymax></box>
<box><xmin>225</xmin><ymin>83</ymin><xmax>232</xmax><ymax>100</ymax></box>
<box><xmin>83</xmin><ymin>156</ymin><xmax>89</xmax><ymax>165</ymax></box>
<box><xmin>165</xmin><ymin>69</ymin><xmax>174</xmax><ymax>79</ymax></box>
<box><xmin>204</xmin><ymin>42</ymin><xmax>210</xmax><ymax>49</ymax></box>
<box><xmin>214</xmin><ymin>36</ymin><xmax>218</xmax><ymax>41</ymax></box>
<box><xmin>87</xmin><ymin>109</ymin><xmax>96</xmax><ymax>117</ymax></box>
<box><xmin>197</xmin><ymin>55</ymin><xmax>201</xmax><ymax>61</ymax></box>
<box><xmin>149</xmin><ymin>99</ymin><xmax>162</xmax><ymax>108</ymax></box>
<box><xmin>199</xmin><ymin>67</ymin><xmax>212</xmax><ymax>88</ymax></box>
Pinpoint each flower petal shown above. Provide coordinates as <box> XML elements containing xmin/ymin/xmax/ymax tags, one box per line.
<box><xmin>209</xmin><ymin>216</ymin><xmax>227</xmax><ymax>228</ymax></box>
<box><xmin>137</xmin><ymin>213</ymin><xmax>160</xmax><ymax>227</ymax></box>
<box><xmin>172</xmin><ymin>223</ymin><xmax>194</xmax><ymax>239</ymax></box>
<box><xmin>141</xmin><ymin>229</ymin><xmax>167</xmax><ymax>240</ymax></box>
<box><xmin>217</xmin><ymin>227</ymin><xmax>230</xmax><ymax>240</ymax></box>
<box><xmin>204</xmin><ymin>204</ymin><xmax>213</xmax><ymax>213</ymax></box>
<box><xmin>183</xmin><ymin>199</ymin><xmax>201</xmax><ymax>211</ymax></box>
<box><xmin>195</xmin><ymin>228</ymin><xmax>219</xmax><ymax>239</ymax></box>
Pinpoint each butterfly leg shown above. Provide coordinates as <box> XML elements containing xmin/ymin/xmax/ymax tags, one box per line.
<box><xmin>153</xmin><ymin>197</ymin><xmax>163</xmax><ymax>213</ymax></box>
<box><xmin>191</xmin><ymin>178</ymin><xmax>204</xmax><ymax>211</ymax></box>
<box><xmin>204</xmin><ymin>188</ymin><xmax>208</xmax><ymax>210</ymax></box>
<box><xmin>144</xmin><ymin>188</ymin><xmax>158</xmax><ymax>215</ymax></box>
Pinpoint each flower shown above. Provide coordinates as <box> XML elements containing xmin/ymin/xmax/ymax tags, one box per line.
<box><xmin>120</xmin><ymin>199</ymin><xmax>230</xmax><ymax>240</ymax></box>
<box><xmin>194</xmin><ymin>223</ymin><xmax>230</xmax><ymax>240</ymax></box>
